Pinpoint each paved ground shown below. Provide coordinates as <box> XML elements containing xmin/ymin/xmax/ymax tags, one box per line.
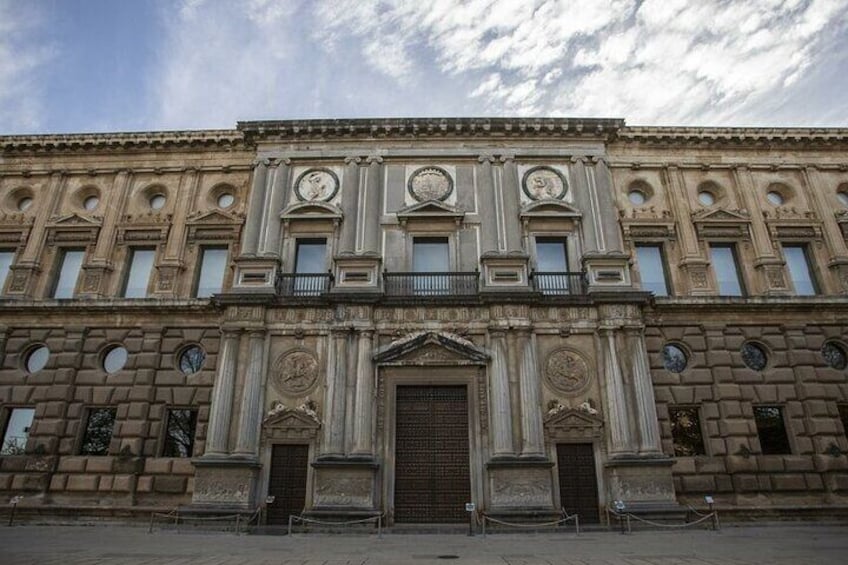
<box><xmin>1</xmin><ymin>523</ymin><xmax>846</xmax><ymax>565</ymax></box>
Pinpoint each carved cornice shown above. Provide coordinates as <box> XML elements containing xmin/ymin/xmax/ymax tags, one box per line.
<box><xmin>1</xmin><ymin>130</ymin><xmax>244</xmax><ymax>155</ymax></box>
<box><xmin>617</xmin><ymin>126</ymin><xmax>848</xmax><ymax>148</ymax></box>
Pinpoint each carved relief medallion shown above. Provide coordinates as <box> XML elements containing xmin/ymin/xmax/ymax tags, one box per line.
<box><xmin>294</xmin><ymin>168</ymin><xmax>339</xmax><ymax>202</ymax></box>
<box><xmin>522</xmin><ymin>166</ymin><xmax>567</xmax><ymax>200</ymax></box>
<box><xmin>272</xmin><ymin>349</ymin><xmax>319</xmax><ymax>395</ymax></box>
<box><xmin>408</xmin><ymin>166</ymin><xmax>453</xmax><ymax>202</ymax></box>
<box><xmin>544</xmin><ymin>347</ymin><xmax>591</xmax><ymax>395</ymax></box>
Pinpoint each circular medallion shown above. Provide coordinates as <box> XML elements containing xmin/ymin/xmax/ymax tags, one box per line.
<box><xmin>407</xmin><ymin>166</ymin><xmax>453</xmax><ymax>202</ymax></box>
<box><xmin>544</xmin><ymin>348</ymin><xmax>591</xmax><ymax>395</ymax></box>
<box><xmin>294</xmin><ymin>168</ymin><xmax>339</xmax><ymax>202</ymax></box>
<box><xmin>522</xmin><ymin>166</ymin><xmax>567</xmax><ymax>200</ymax></box>
<box><xmin>273</xmin><ymin>349</ymin><xmax>319</xmax><ymax>395</ymax></box>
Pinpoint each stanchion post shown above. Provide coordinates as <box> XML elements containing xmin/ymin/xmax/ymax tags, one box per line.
<box><xmin>378</xmin><ymin>514</ymin><xmax>382</xmax><ymax>539</ymax></box>
<box><xmin>8</xmin><ymin>496</ymin><xmax>21</xmax><ymax>527</ymax></box>
<box><xmin>288</xmin><ymin>515</ymin><xmax>293</xmax><ymax>536</ymax></box>
<box><xmin>575</xmin><ymin>515</ymin><xmax>580</xmax><ymax>536</ymax></box>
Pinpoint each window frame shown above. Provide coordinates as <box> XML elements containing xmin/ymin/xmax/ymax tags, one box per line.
<box><xmin>50</xmin><ymin>247</ymin><xmax>86</xmax><ymax>299</ymax></box>
<box><xmin>709</xmin><ymin>242</ymin><xmax>746</xmax><ymax>297</ymax></box>
<box><xmin>781</xmin><ymin>243</ymin><xmax>819</xmax><ymax>296</ymax></box>
<box><xmin>1</xmin><ymin>406</ymin><xmax>36</xmax><ymax>455</ymax></box>
<box><xmin>293</xmin><ymin>238</ymin><xmax>329</xmax><ymax>274</ymax></box>
<box><xmin>753</xmin><ymin>405</ymin><xmax>792</xmax><ymax>455</ymax></box>
<box><xmin>668</xmin><ymin>405</ymin><xmax>707</xmax><ymax>457</ymax></box>
<box><xmin>160</xmin><ymin>407</ymin><xmax>198</xmax><ymax>458</ymax></box>
<box><xmin>120</xmin><ymin>246</ymin><xmax>157</xmax><ymax>298</ymax></box>
<box><xmin>78</xmin><ymin>406</ymin><xmax>117</xmax><ymax>456</ymax></box>
<box><xmin>0</xmin><ymin>248</ymin><xmax>16</xmax><ymax>295</ymax></box>
<box><xmin>192</xmin><ymin>245</ymin><xmax>229</xmax><ymax>298</ymax></box>
<box><xmin>634</xmin><ymin>242</ymin><xmax>672</xmax><ymax>297</ymax></box>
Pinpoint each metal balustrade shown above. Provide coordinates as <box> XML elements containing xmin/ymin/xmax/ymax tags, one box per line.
<box><xmin>383</xmin><ymin>272</ymin><xmax>479</xmax><ymax>297</ymax></box>
<box><xmin>531</xmin><ymin>271</ymin><xmax>588</xmax><ymax>295</ymax></box>
<box><xmin>276</xmin><ymin>273</ymin><xmax>333</xmax><ymax>297</ymax></box>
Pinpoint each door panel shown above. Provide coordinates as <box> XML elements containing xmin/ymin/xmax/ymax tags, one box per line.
<box><xmin>556</xmin><ymin>443</ymin><xmax>600</xmax><ymax>523</ymax></box>
<box><xmin>266</xmin><ymin>444</ymin><xmax>309</xmax><ymax>525</ymax></box>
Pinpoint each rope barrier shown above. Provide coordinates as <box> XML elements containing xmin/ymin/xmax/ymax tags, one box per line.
<box><xmin>287</xmin><ymin>513</ymin><xmax>383</xmax><ymax>538</ymax></box>
<box><xmin>481</xmin><ymin>509</ymin><xmax>579</xmax><ymax>537</ymax></box>
<box><xmin>606</xmin><ymin>505</ymin><xmax>720</xmax><ymax>534</ymax></box>
<box><xmin>148</xmin><ymin>506</ymin><xmax>262</xmax><ymax>534</ymax></box>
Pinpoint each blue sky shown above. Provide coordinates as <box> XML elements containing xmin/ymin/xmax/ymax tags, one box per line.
<box><xmin>2</xmin><ymin>0</ymin><xmax>847</xmax><ymax>134</ymax></box>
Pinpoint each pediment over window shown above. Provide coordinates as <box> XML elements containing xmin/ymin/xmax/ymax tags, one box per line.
<box><xmin>49</xmin><ymin>213</ymin><xmax>101</xmax><ymax>226</ymax></box>
<box><xmin>691</xmin><ymin>208</ymin><xmax>750</xmax><ymax>223</ymax></box>
<box><xmin>519</xmin><ymin>199</ymin><xmax>582</xmax><ymax>220</ymax></box>
<box><xmin>263</xmin><ymin>404</ymin><xmax>321</xmax><ymax>441</ymax></box>
<box><xmin>46</xmin><ymin>214</ymin><xmax>100</xmax><ymax>244</ymax></box>
<box><xmin>544</xmin><ymin>407</ymin><xmax>604</xmax><ymax>440</ymax></box>
<box><xmin>374</xmin><ymin>331</ymin><xmax>489</xmax><ymax>365</ymax></box>
<box><xmin>186</xmin><ymin>209</ymin><xmax>241</xmax><ymax>224</ymax></box>
<box><xmin>281</xmin><ymin>201</ymin><xmax>343</xmax><ymax>221</ymax></box>
<box><xmin>691</xmin><ymin>208</ymin><xmax>751</xmax><ymax>239</ymax></box>
<box><xmin>396</xmin><ymin>200</ymin><xmax>464</xmax><ymax>226</ymax></box>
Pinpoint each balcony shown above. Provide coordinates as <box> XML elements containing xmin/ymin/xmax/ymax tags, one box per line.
<box><xmin>383</xmin><ymin>272</ymin><xmax>479</xmax><ymax>298</ymax></box>
<box><xmin>276</xmin><ymin>273</ymin><xmax>333</xmax><ymax>297</ymax></box>
<box><xmin>531</xmin><ymin>271</ymin><xmax>588</xmax><ymax>296</ymax></box>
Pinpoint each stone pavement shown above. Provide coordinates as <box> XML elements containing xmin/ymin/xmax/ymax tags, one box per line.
<box><xmin>1</xmin><ymin>523</ymin><xmax>846</xmax><ymax>565</ymax></box>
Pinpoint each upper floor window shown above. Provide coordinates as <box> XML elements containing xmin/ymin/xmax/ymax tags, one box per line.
<box><xmin>534</xmin><ymin>237</ymin><xmax>574</xmax><ymax>294</ymax></box>
<box><xmin>121</xmin><ymin>248</ymin><xmax>155</xmax><ymax>298</ymax></box>
<box><xmin>51</xmin><ymin>248</ymin><xmax>85</xmax><ymax>299</ymax></box>
<box><xmin>0</xmin><ymin>249</ymin><xmax>14</xmax><ymax>294</ymax></box>
<box><xmin>754</xmin><ymin>406</ymin><xmax>791</xmax><ymax>455</ymax></box>
<box><xmin>635</xmin><ymin>244</ymin><xmax>671</xmax><ymax>296</ymax></box>
<box><xmin>194</xmin><ymin>247</ymin><xmax>228</xmax><ymax>298</ymax></box>
<box><xmin>412</xmin><ymin>237</ymin><xmax>450</xmax><ymax>295</ymax></box>
<box><xmin>292</xmin><ymin>238</ymin><xmax>328</xmax><ymax>296</ymax></box>
<box><xmin>709</xmin><ymin>244</ymin><xmax>745</xmax><ymax>296</ymax></box>
<box><xmin>782</xmin><ymin>244</ymin><xmax>817</xmax><ymax>296</ymax></box>
<box><xmin>1</xmin><ymin>407</ymin><xmax>35</xmax><ymax>455</ymax></box>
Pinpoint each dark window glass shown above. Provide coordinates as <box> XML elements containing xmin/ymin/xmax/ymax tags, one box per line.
<box><xmin>535</xmin><ymin>237</ymin><xmax>571</xmax><ymax>294</ymax></box>
<box><xmin>662</xmin><ymin>344</ymin><xmax>688</xmax><ymax>373</ymax></box>
<box><xmin>179</xmin><ymin>345</ymin><xmax>206</xmax><ymax>375</ymax></box>
<box><xmin>635</xmin><ymin>244</ymin><xmax>670</xmax><ymax>296</ymax></box>
<box><xmin>194</xmin><ymin>247</ymin><xmax>228</xmax><ymax>298</ymax></box>
<box><xmin>754</xmin><ymin>406</ymin><xmax>791</xmax><ymax>455</ymax></box>
<box><xmin>80</xmin><ymin>408</ymin><xmax>116</xmax><ymax>455</ymax></box>
<box><xmin>669</xmin><ymin>407</ymin><xmax>706</xmax><ymax>456</ymax></box>
<box><xmin>710</xmin><ymin>244</ymin><xmax>744</xmax><ymax>296</ymax></box>
<box><xmin>741</xmin><ymin>342</ymin><xmax>768</xmax><ymax>371</ymax></box>
<box><xmin>783</xmin><ymin>244</ymin><xmax>817</xmax><ymax>296</ymax></box>
<box><xmin>413</xmin><ymin>237</ymin><xmax>450</xmax><ymax>295</ymax></box>
<box><xmin>52</xmin><ymin>249</ymin><xmax>85</xmax><ymax>298</ymax></box>
<box><xmin>162</xmin><ymin>409</ymin><xmax>197</xmax><ymax>457</ymax></box>
<box><xmin>839</xmin><ymin>405</ymin><xmax>848</xmax><ymax>439</ymax></box>
<box><xmin>294</xmin><ymin>239</ymin><xmax>327</xmax><ymax>295</ymax></box>
<box><xmin>823</xmin><ymin>342</ymin><xmax>848</xmax><ymax>370</ymax></box>
<box><xmin>122</xmin><ymin>248</ymin><xmax>155</xmax><ymax>298</ymax></box>
<box><xmin>0</xmin><ymin>250</ymin><xmax>14</xmax><ymax>295</ymax></box>
<box><xmin>1</xmin><ymin>408</ymin><xmax>35</xmax><ymax>455</ymax></box>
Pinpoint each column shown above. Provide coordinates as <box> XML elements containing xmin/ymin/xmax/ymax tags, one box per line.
<box><xmin>351</xmin><ymin>330</ymin><xmax>375</xmax><ymax>456</ymax></box>
<box><xmin>518</xmin><ymin>330</ymin><xmax>545</xmax><ymax>458</ymax></box>
<box><xmin>627</xmin><ymin>328</ymin><xmax>663</xmax><ymax>455</ymax></box>
<box><xmin>476</xmin><ymin>155</ymin><xmax>500</xmax><ymax>254</ymax></box>
<box><xmin>240</xmin><ymin>159</ymin><xmax>269</xmax><ymax>257</ymax></box>
<box><xmin>259</xmin><ymin>158</ymin><xmax>291</xmax><ymax>257</ymax></box>
<box><xmin>321</xmin><ymin>329</ymin><xmax>348</xmax><ymax>457</ymax></box>
<box><xmin>499</xmin><ymin>155</ymin><xmax>523</xmax><ymax>252</ymax></box>
<box><xmin>489</xmin><ymin>330</ymin><xmax>515</xmax><ymax>458</ymax></box>
<box><xmin>338</xmin><ymin>157</ymin><xmax>361</xmax><ymax>254</ymax></box>
<box><xmin>600</xmin><ymin>328</ymin><xmax>634</xmax><ymax>456</ymax></box>
<box><xmin>204</xmin><ymin>329</ymin><xmax>240</xmax><ymax>456</ymax></box>
<box><xmin>233</xmin><ymin>330</ymin><xmax>267</xmax><ymax>457</ymax></box>
<box><xmin>361</xmin><ymin>156</ymin><xmax>383</xmax><ymax>253</ymax></box>
<box><xmin>570</xmin><ymin>157</ymin><xmax>599</xmax><ymax>253</ymax></box>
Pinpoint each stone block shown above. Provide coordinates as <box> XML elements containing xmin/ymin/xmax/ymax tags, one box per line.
<box><xmin>759</xmin><ymin>456</ymin><xmax>785</xmax><ymax>472</ymax></box>
<box><xmin>34</xmin><ymin>419</ymin><xmax>63</xmax><ymax>436</ymax></box>
<box><xmin>683</xmin><ymin>369</ymin><xmax>714</xmax><ymax>385</ymax></box>
<box><xmin>134</xmin><ymin>367</ymin><xmax>156</xmax><ymax>383</ymax></box>
<box><xmin>154</xmin><ymin>475</ymin><xmax>187</xmax><ymax>494</ymax></box>
<box><xmin>804</xmin><ymin>473</ymin><xmax>825</xmax><ymax>491</ymax></box>
<box><xmin>732</xmin><ymin>474</ymin><xmax>760</xmax><ymax>492</ymax></box>
<box><xmin>714</xmin><ymin>475</ymin><xmax>734</xmax><ymax>493</ymax></box>
<box><xmin>92</xmin><ymin>388</ymin><xmax>113</xmax><ymax>404</ymax></box>
<box><xmin>783</xmin><ymin>456</ymin><xmax>814</xmax><ymax>472</ymax></box>
<box><xmin>719</xmin><ymin>420</ymin><xmax>751</xmax><ymax>437</ymax></box>
<box><xmin>99</xmin><ymin>476</ymin><xmax>114</xmax><ymax>491</ymax></box>
<box><xmin>693</xmin><ymin>386</ymin><xmax>713</xmax><ymax>402</ymax></box>
<box><xmin>808</xmin><ymin>419</ymin><xmax>839</xmax><ymax>435</ymax></box>
<box><xmin>681</xmin><ymin>475</ymin><xmax>715</xmax><ymax>493</ymax></box>
<box><xmin>732</xmin><ymin>368</ymin><xmax>763</xmax><ymax>383</ymax></box>
<box><xmin>718</xmin><ymin>401</ymin><xmax>743</xmax><ymax>418</ymax></box>
<box><xmin>707</xmin><ymin>351</ymin><xmax>733</xmax><ymax>367</ymax></box>
<box><xmin>66</xmin><ymin>474</ymin><xmax>99</xmax><ymax>491</ymax></box>
<box><xmin>726</xmin><ymin>454</ymin><xmax>758</xmax><ymax>473</ymax></box>
<box><xmin>112</xmin><ymin>475</ymin><xmax>134</xmax><ymax>492</ymax></box>
<box><xmin>172</xmin><ymin>458</ymin><xmax>195</xmax><ymax>475</ymax></box>
<box><xmin>128</xmin><ymin>386</ymin><xmax>154</xmax><ymax>402</ymax></box>
<box><xmin>127</xmin><ymin>402</ymin><xmax>150</xmax><ymax>420</ymax></box>
<box><xmin>155</xmin><ymin>374</ymin><xmax>185</xmax><ymax>386</ymax></box>
<box><xmin>711</xmin><ymin>366</ymin><xmax>734</xmax><ymax>383</ymax></box>
<box><xmin>112</xmin><ymin>387</ymin><xmax>130</xmax><ymax>403</ymax></box>
<box><xmin>0</xmin><ymin>474</ymin><xmax>12</xmax><ymax>490</ymax></box>
<box><xmin>49</xmin><ymin>474</ymin><xmax>67</xmax><ymax>491</ymax></box>
<box><xmin>702</xmin><ymin>403</ymin><xmax>719</xmax><ymax>419</ymax></box>
<box><xmin>752</xmin><ymin>385</ymin><xmax>778</xmax><ymax>403</ymax></box>
<box><xmin>120</xmin><ymin>420</ymin><xmax>149</xmax><ymax>437</ymax></box>
<box><xmin>794</xmin><ymin>437</ymin><xmax>814</xmax><ymax>455</ymax></box>
<box><xmin>672</xmin><ymin>458</ymin><xmax>696</xmax><ymax>474</ymax></box>
<box><xmin>771</xmin><ymin>474</ymin><xmax>806</xmax><ymax>491</ymax></box>
<box><xmin>695</xmin><ymin>458</ymin><xmax>727</xmax><ymax>474</ymax></box>
<box><xmin>776</xmin><ymin>384</ymin><xmax>796</xmax><ymax>401</ymax></box>
<box><xmin>136</xmin><ymin>476</ymin><xmax>153</xmax><ymax>493</ymax></box>
<box><xmin>144</xmin><ymin>458</ymin><xmax>172</xmax><ymax>474</ymax></box>
<box><xmin>813</xmin><ymin>455</ymin><xmax>848</xmax><ymax>472</ymax></box>
<box><xmin>670</xmin><ymin>386</ymin><xmax>695</xmax><ymax>404</ymax></box>
<box><xmin>708</xmin><ymin>439</ymin><xmax>727</xmax><ymax>456</ymax></box>
<box><xmin>1</xmin><ymin>457</ymin><xmax>29</xmax><ymax>473</ymax></box>
<box><xmin>715</xmin><ymin>384</ymin><xmax>742</xmax><ymax>399</ymax></box>
<box><xmin>13</xmin><ymin>473</ymin><xmax>48</xmax><ymax>491</ymax></box>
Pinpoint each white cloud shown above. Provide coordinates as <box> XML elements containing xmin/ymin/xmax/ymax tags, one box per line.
<box><xmin>0</xmin><ymin>0</ymin><xmax>55</xmax><ymax>132</ymax></box>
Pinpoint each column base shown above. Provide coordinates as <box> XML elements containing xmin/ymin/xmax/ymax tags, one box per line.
<box><xmin>486</xmin><ymin>458</ymin><xmax>557</xmax><ymax>513</ymax></box>
<box><xmin>605</xmin><ymin>455</ymin><xmax>677</xmax><ymax>506</ymax></box>
<box><xmin>191</xmin><ymin>456</ymin><xmax>261</xmax><ymax>510</ymax></box>
<box><xmin>310</xmin><ymin>458</ymin><xmax>380</xmax><ymax>513</ymax></box>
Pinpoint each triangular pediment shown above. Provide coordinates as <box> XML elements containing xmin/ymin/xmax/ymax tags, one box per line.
<box><xmin>691</xmin><ymin>208</ymin><xmax>750</xmax><ymax>222</ymax></box>
<box><xmin>544</xmin><ymin>407</ymin><xmax>604</xmax><ymax>430</ymax></box>
<box><xmin>374</xmin><ymin>331</ymin><xmax>489</xmax><ymax>365</ymax></box>
<box><xmin>396</xmin><ymin>200</ymin><xmax>464</xmax><ymax>221</ymax></box>
<box><xmin>187</xmin><ymin>209</ymin><xmax>239</xmax><ymax>224</ymax></box>
<box><xmin>263</xmin><ymin>406</ymin><xmax>321</xmax><ymax>429</ymax></box>
<box><xmin>281</xmin><ymin>201</ymin><xmax>343</xmax><ymax>220</ymax></box>
<box><xmin>520</xmin><ymin>199</ymin><xmax>582</xmax><ymax>219</ymax></box>
<box><xmin>49</xmin><ymin>213</ymin><xmax>101</xmax><ymax>226</ymax></box>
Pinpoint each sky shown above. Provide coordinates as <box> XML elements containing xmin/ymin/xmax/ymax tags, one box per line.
<box><xmin>1</xmin><ymin>0</ymin><xmax>847</xmax><ymax>135</ymax></box>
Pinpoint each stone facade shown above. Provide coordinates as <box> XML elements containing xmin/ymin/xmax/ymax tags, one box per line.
<box><xmin>0</xmin><ymin>119</ymin><xmax>846</xmax><ymax>522</ymax></box>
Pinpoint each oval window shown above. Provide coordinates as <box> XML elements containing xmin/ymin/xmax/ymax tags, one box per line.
<box><xmin>662</xmin><ymin>344</ymin><xmax>688</xmax><ymax>373</ymax></box>
<box><xmin>103</xmin><ymin>346</ymin><xmax>128</xmax><ymax>374</ymax></box>
<box><xmin>179</xmin><ymin>345</ymin><xmax>206</xmax><ymax>375</ymax></box>
<box><xmin>83</xmin><ymin>195</ymin><xmax>100</xmax><ymax>211</ymax></box>
<box><xmin>698</xmin><ymin>191</ymin><xmax>715</xmax><ymax>206</ymax></box>
<box><xmin>822</xmin><ymin>342</ymin><xmax>847</xmax><ymax>370</ymax></box>
<box><xmin>149</xmin><ymin>194</ymin><xmax>166</xmax><ymax>210</ymax></box>
<box><xmin>18</xmin><ymin>197</ymin><xmax>33</xmax><ymax>212</ymax></box>
<box><xmin>25</xmin><ymin>345</ymin><xmax>50</xmax><ymax>374</ymax></box>
<box><xmin>217</xmin><ymin>193</ymin><xmax>235</xmax><ymax>208</ymax></box>
<box><xmin>628</xmin><ymin>190</ymin><xmax>646</xmax><ymax>205</ymax></box>
<box><xmin>766</xmin><ymin>191</ymin><xmax>784</xmax><ymax>206</ymax></box>
<box><xmin>741</xmin><ymin>342</ymin><xmax>768</xmax><ymax>371</ymax></box>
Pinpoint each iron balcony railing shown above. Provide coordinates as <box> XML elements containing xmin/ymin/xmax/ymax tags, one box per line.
<box><xmin>276</xmin><ymin>273</ymin><xmax>333</xmax><ymax>297</ymax></box>
<box><xmin>383</xmin><ymin>272</ymin><xmax>479</xmax><ymax>297</ymax></box>
<box><xmin>531</xmin><ymin>271</ymin><xmax>588</xmax><ymax>295</ymax></box>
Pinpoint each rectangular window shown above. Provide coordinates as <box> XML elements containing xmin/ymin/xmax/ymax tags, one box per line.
<box><xmin>194</xmin><ymin>247</ymin><xmax>228</xmax><ymax>298</ymax></box>
<box><xmin>162</xmin><ymin>409</ymin><xmax>198</xmax><ymax>458</ymax></box>
<box><xmin>535</xmin><ymin>237</ymin><xmax>571</xmax><ymax>294</ymax></box>
<box><xmin>0</xmin><ymin>250</ymin><xmax>14</xmax><ymax>295</ymax></box>
<box><xmin>79</xmin><ymin>408</ymin><xmax>116</xmax><ymax>456</ymax></box>
<box><xmin>754</xmin><ymin>406</ymin><xmax>791</xmax><ymax>455</ymax></box>
<box><xmin>413</xmin><ymin>237</ymin><xmax>450</xmax><ymax>295</ymax></box>
<box><xmin>121</xmin><ymin>248</ymin><xmax>155</xmax><ymax>298</ymax></box>
<box><xmin>1</xmin><ymin>408</ymin><xmax>35</xmax><ymax>455</ymax></box>
<box><xmin>783</xmin><ymin>244</ymin><xmax>817</xmax><ymax>296</ymax></box>
<box><xmin>710</xmin><ymin>244</ymin><xmax>745</xmax><ymax>296</ymax></box>
<box><xmin>293</xmin><ymin>239</ymin><xmax>327</xmax><ymax>295</ymax></box>
<box><xmin>669</xmin><ymin>406</ymin><xmax>706</xmax><ymax>456</ymax></box>
<box><xmin>838</xmin><ymin>404</ymin><xmax>848</xmax><ymax>439</ymax></box>
<box><xmin>52</xmin><ymin>248</ymin><xmax>85</xmax><ymax>299</ymax></box>
<box><xmin>635</xmin><ymin>244</ymin><xmax>671</xmax><ymax>296</ymax></box>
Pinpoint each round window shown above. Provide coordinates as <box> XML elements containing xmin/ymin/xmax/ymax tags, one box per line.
<box><xmin>766</xmin><ymin>191</ymin><xmax>784</xmax><ymax>206</ymax></box>
<box><xmin>822</xmin><ymin>342</ymin><xmax>847</xmax><ymax>370</ymax></box>
<box><xmin>179</xmin><ymin>345</ymin><xmax>206</xmax><ymax>375</ymax></box>
<box><xmin>741</xmin><ymin>342</ymin><xmax>768</xmax><ymax>371</ymax></box>
<box><xmin>18</xmin><ymin>197</ymin><xmax>33</xmax><ymax>212</ymax></box>
<box><xmin>837</xmin><ymin>192</ymin><xmax>848</xmax><ymax>207</ymax></box>
<box><xmin>217</xmin><ymin>193</ymin><xmax>235</xmax><ymax>208</ymax></box>
<box><xmin>662</xmin><ymin>344</ymin><xmax>688</xmax><ymax>373</ymax></box>
<box><xmin>83</xmin><ymin>195</ymin><xmax>100</xmax><ymax>211</ymax></box>
<box><xmin>103</xmin><ymin>345</ymin><xmax>128</xmax><ymax>374</ymax></box>
<box><xmin>25</xmin><ymin>345</ymin><xmax>50</xmax><ymax>374</ymax></box>
<box><xmin>698</xmin><ymin>191</ymin><xmax>715</xmax><ymax>206</ymax></box>
<box><xmin>149</xmin><ymin>194</ymin><xmax>166</xmax><ymax>210</ymax></box>
<box><xmin>628</xmin><ymin>190</ymin><xmax>646</xmax><ymax>205</ymax></box>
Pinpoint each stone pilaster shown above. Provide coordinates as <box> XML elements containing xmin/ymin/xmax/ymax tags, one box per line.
<box><xmin>233</xmin><ymin>329</ymin><xmax>267</xmax><ymax>458</ymax></box>
<box><xmin>321</xmin><ymin>329</ymin><xmax>348</xmax><ymax>458</ymax></box>
<box><xmin>476</xmin><ymin>155</ymin><xmax>501</xmax><ymax>254</ymax></box>
<box><xmin>361</xmin><ymin>156</ymin><xmax>383</xmax><ymax>253</ymax></box>
<box><xmin>203</xmin><ymin>329</ymin><xmax>240</xmax><ymax>457</ymax></box>
<box><xmin>600</xmin><ymin>328</ymin><xmax>635</xmax><ymax>456</ymax></box>
<box><xmin>626</xmin><ymin>327</ymin><xmax>663</xmax><ymax>455</ymax></box>
<box><xmin>239</xmin><ymin>159</ymin><xmax>269</xmax><ymax>257</ymax></box>
<box><xmin>499</xmin><ymin>154</ymin><xmax>523</xmax><ymax>253</ymax></box>
<box><xmin>518</xmin><ymin>330</ymin><xmax>545</xmax><ymax>459</ymax></box>
<box><xmin>489</xmin><ymin>330</ymin><xmax>515</xmax><ymax>459</ymax></box>
<box><xmin>338</xmin><ymin>157</ymin><xmax>361</xmax><ymax>254</ymax></box>
<box><xmin>80</xmin><ymin>170</ymin><xmax>131</xmax><ymax>297</ymax></box>
<box><xmin>351</xmin><ymin>330</ymin><xmax>375</xmax><ymax>457</ymax></box>
<box><xmin>259</xmin><ymin>158</ymin><xmax>291</xmax><ymax>256</ymax></box>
